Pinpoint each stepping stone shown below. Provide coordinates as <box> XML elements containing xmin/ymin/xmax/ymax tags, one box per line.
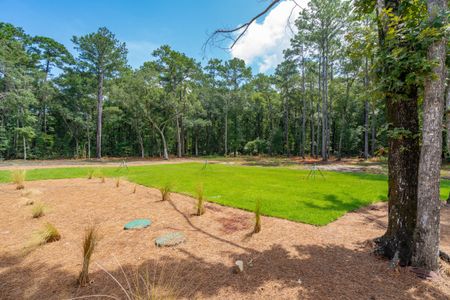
<box><xmin>124</xmin><ymin>219</ymin><xmax>152</xmax><ymax>230</ymax></box>
<box><xmin>155</xmin><ymin>232</ymin><xmax>186</xmax><ymax>247</ymax></box>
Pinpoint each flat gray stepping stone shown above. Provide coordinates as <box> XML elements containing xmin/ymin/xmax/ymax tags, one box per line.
<box><xmin>124</xmin><ymin>219</ymin><xmax>152</xmax><ymax>230</ymax></box>
<box><xmin>155</xmin><ymin>232</ymin><xmax>186</xmax><ymax>247</ymax></box>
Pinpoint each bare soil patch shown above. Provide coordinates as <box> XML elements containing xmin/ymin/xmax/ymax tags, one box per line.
<box><xmin>0</xmin><ymin>179</ymin><xmax>449</xmax><ymax>299</ymax></box>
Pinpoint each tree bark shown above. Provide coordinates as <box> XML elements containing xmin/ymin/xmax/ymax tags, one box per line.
<box><xmin>364</xmin><ymin>57</ymin><xmax>370</xmax><ymax>160</ymax></box>
<box><xmin>374</xmin><ymin>0</ymin><xmax>420</xmax><ymax>266</ymax></box>
<box><xmin>96</xmin><ymin>72</ymin><xmax>104</xmax><ymax>159</ymax></box>
<box><xmin>176</xmin><ymin>114</ymin><xmax>182</xmax><ymax>158</ymax></box>
<box><xmin>301</xmin><ymin>49</ymin><xmax>306</xmax><ymax>159</ymax></box>
<box><xmin>446</xmin><ymin>77</ymin><xmax>450</xmax><ymax>157</ymax></box>
<box><xmin>224</xmin><ymin>102</ymin><xmax>228</xmax><ymax>156</ymax></box>
<box><xmin>412</xmin><ymin>0</ymin><xmax>447</xmax><ymax>272</ymax></box>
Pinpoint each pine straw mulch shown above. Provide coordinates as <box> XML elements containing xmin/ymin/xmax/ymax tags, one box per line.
<box><xmin>0</xmin><ymin>178</ymin><xmax>449</xmax><ymax>299</ymax></box>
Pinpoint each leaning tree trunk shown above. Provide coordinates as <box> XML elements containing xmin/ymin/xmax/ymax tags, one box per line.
<box><xmin>412</xmin><ymin>0</ymin><xmax>447</xmax><ymax>272</ymax></box>
<box><xmin>96</xmin><ymin>73</ymin><xmax>104</xmax><ymax>159</ymax></box>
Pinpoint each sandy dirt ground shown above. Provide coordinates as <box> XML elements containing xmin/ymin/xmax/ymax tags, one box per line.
<box><xmin>0</xmin><ymin>158</ymin><xmax>201</xmax><ymax>170</ymax></box>
<box><xmin>0</xmin><ymin>179</ymin><xmax>449</xmax><ymax>300</ymax></box>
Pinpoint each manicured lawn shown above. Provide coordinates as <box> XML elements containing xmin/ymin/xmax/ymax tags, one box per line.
<box><xmin>1</xmin><ymin>163</ymin><xmax>449</xmax><ymax>225</ymax></box>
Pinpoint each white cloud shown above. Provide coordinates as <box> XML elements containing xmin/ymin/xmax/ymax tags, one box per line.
<box><xmin>126</xmin><ymin>40</ymin><xmax>157</xmax><ymax>69</ymax></box>
<box><xmin>230</xmin><ymin>0</ymin><xmax>308</xmax><ymax>73</ymax></box>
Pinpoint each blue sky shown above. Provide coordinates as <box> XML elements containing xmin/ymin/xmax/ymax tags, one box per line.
<box><xmin>0</xmin><ymin>0</ymin><xmax>306</xmax><ymax>73</ymax></box>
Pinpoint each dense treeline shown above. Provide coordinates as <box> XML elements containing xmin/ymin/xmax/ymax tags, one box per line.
<box><xmin>0</xmin><ymin>0</ymin><xmax>392</xmax><ymax>160</ymax></box>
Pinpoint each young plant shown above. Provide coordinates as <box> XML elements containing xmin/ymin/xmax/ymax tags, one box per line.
<box><xmin>38</xmin><ymin>222</ymin><xmax>61</xmax><ymax>244</ymax></box>
<box><xmin>11</xmin><ymin>169</ymin><xmax>26</xmax><ymax>190</ymax></box>
<box><xmin>253</xmin><ymin>199</ymin><xmax>262</xmax><ymax>234</ymax></box>
<box><xmin>24</xmin><ymin>223</ymin><xmax>61</xmax><ymax>253</ymax></box>
<box><xmin>31</xmin><ymin>203</ymin><xmax>46</xmax><ymax>219</ymax></box>
<box><xmin>78</xmin><ymin>224</ymin><xmax>101</xmax><ymax>287</ymax></box>
<box><xmin>90</xmin><ymin>260</ymin><xmax>193</xmax><ymax>299</ymax></box>
<box><xmin>159</xmin><ymin>183</ymin><xmax>172</xmax><ymax>201</ymax></box>
<box><xmin>87</xmin><ymin>169</ymin><xmax>95</xmax><ymax>180</ymax></box>
<box><xmin>195</xmin><ymin>183</ymin><xmax>205</xmax><ymax>216</ymax></box>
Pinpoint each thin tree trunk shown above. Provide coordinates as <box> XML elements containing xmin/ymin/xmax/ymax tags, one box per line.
<box><xmin>364</xmin><ymin>57</ymin><xmax>370</xmax><ymax>160</ymax></box>
<box><xmin>176</xmin><ymin>114</ymin><xmax>182</xmax><ymax>158</ymax></box>
<box><xmin>224</xmin><ymin>104</ymin><xmax>228</xmax><ymax>156</ymax></box>
<box><xmin>284</xmin><ymin>94</ymin><xmax>290</xmax><ymax>156</ymax></box>
<box><xmin>316</xmin><ymin>101</ymin><xmax>321</xmax><ymax>159</ymax></box>
<box><xmin>371</xmin><ymin>105</ymin><xmax>377</xmax><ymax>156</ymax></box>
<box><xmin>310</xmin><ymin>81</ymin><xmax>315</xmax><ymax>157</ymax></box>
<box><xmin>446</xmin><ymin>78</ymin><xmax>450</xmax><ymax>157</ymax></box>
<box><xmin>412</xmin><ymin>0</ymin><xmax>447</xmax><ymax>272</ymax></box>
<box><xmin>301</xmin><ymin>52</ymin><xmax>306</xmax><ymax>159</ymax></box>
<box><xmin>23</xmin><ymin>135</ymin><xmax>27</xmax><ymax>160</ymax></box>
<box><xmin>138</xmin><ymin>133</ymin><xmax>145</xmax><ymax>158</ymax></box>
<box><xmin>96</xmin><ymin>73</ymin><xmax>104</xmax><ymax>159</ymax></box>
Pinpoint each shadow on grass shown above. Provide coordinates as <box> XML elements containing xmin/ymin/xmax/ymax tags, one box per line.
<box><xmin>0</xmin><ymin>243</ymin><xmax>447</xmax><ymax>299</ymax></box>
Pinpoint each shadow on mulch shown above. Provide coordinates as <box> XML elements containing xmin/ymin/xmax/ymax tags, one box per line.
<box><xmin>1</xmin><ymin>243</ymin><xmax>447</xmax><ymax>300</ymax></box>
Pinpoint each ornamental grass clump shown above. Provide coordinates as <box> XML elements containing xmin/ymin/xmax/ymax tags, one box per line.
<box><xmin>31</xmin><ymin>203</ymin><xmax>45</xmax><ymax>219</ymax></box>
<box><xmin>196</xmin><ymin>183</ymin><xmax>205</xmax><ymax>216</ymax></box>
<box><xmin>253</xmin><ymin>199</ymin><xmax>262</xmax><ymax>234</ymax></box>
<box><xmin>78</xmin><ymin>224</ymin><xmax>101</xmax><ymax>287</ymax></box>
<box><xmin>87</xmin><ymin>169</ymin><xmax>95</xmax><ymax>180</ymax></box>
<box><xmin>11</xmin><ymin>169</ymin><xmax>26</xmax><ymax>190</ymax></box>
<box><xmin>159</xmin><ymin>183</ymin><xmax>172</xmax><ymax>201</ymax></box>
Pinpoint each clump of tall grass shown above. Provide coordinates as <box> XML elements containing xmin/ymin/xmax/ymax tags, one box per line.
<box><xmin>87</xmin><ymin>169</ymin><xmax>95</xmax><ymax>180</ymax></box>
<box><xmin>11</xmin><ymin>169</ymin><xmax>26</xmax><ymax>190</ymax></box>
<box><xmin>39</xmin><ymin>223</ymin><xmax>61</xmax><ymax>244</ymax></box>
<box><xmin>23</xmin><ymin>223</ymin><xmax>61</xmax><ymax>254</ymax></box>
<box><xmin>31</xmin><ymin>203</ymin><xmax>46</xmax><ymax>218</ymax></box>
<box><xmin>87</xmin><ymin>259</ymin><xmax>195</xmax><ymax>299</ymax></box>
<box><xmin>253</xmin><ymin>199</ymin><xmax>262</xmax><ymax>234</ymax></box>
<box><xmin>78</xmin><ymin>224</ymin><xmax>101</xmax><ymax>287</ymax></box>
<box><xmin>195</xmin><ymin>183</ymin><xmax>205</xmax><ymax>216</ymax></box>
<box><xmin>159</xmin><ymin>183</ymin><xmax>172</xmax><ymax>201</ymax></box>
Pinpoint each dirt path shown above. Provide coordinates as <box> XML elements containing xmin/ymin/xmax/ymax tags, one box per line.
<box><xmin>1</xmin><ymin>179</ymin><xmax>449</xmax><ymax>299</ymax></box>
<box><xmin>0</xmin><ymin>158</ymin><xmax>206</xmax><ymax>170</ymax></box>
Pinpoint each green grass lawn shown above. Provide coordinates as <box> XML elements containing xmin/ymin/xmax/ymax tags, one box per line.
<box><xmin>1</xmin><ymin>163</ymin><xmax>449</xmax><ymax>226</ymax></box>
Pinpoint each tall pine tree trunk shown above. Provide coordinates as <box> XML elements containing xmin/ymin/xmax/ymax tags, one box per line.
<box><xmin>96</xmin><ymin>73</ymin><xmax>104</xmax><ymax>159</ymax></box>
<box><xmin>364</xmin><ymin>57</ymin><xmax>370</xmax><ymax>160</ymax></box>
<box><xmin>412</xmin><ymin>0</ymin><xmax>447</xmax><ymax>272</ymax></box>
<box><xmin>176</xmin><ymin>114</ymin><xmax>182</xmax><ymax>158</ymax></box>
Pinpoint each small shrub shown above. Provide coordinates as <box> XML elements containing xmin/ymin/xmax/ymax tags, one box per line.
<box><xmin>78</xmin><ymin>224</ymin><xmax>101</xmax><ymax>287</ymax></box>
<box><xmin>87</xmin><ymin>169</ymin><xmax>95</xmax><ymax>180</ymax></box>
<box><xmin>38</xmin><ymin>222</ymin><xmax>61</xmax><ymax>244</ymax></box>
<box><xmin>253</xmin><ymin>199</ymin><xmax>262</xmax><ymax>234</ymax></box>
<box><xmin>159</xmin><ymin>183</ymin><xmax>172</xmax><ymax>201</ymax></box>
<box><xmin>196</xmin><ymin>183</ymin><xmax>205</xmax><ymax>216</ymax></box>
<box><xmin>11</xmin><ymin>169</ymin><xmax>26</xmax><ymax>190</ymax></box>
<box><xmin>32</xmin><ymin>203</ymin><xmax>45</xmax><ymax>218</ymax></box>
